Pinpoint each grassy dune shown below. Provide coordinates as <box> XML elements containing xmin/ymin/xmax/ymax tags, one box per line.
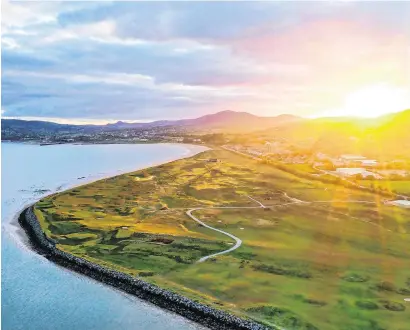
<box><xmin>35</xmin><ymin>149</ymin><xmax>410</xmax><ymax>330</ymax></box>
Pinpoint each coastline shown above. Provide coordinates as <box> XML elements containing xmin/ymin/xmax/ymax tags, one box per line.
<box><xmin>10</xmin><ymin>143</ymin><xmax>267</xmax><ymax>330</ymax></box>
<box><xmin>2</xmin><ymin>140</ymin><xmax>206</xmax><ymax>148</ymax></box>
<box><xmin>8</xmin><ymin>143</ymin><xmax>208</xmax><ymax>246</ymax></box>
<box><xmin>18</xmin><ymin>207</ymin><xmax>265</xmax><ymax>330</ymax></box>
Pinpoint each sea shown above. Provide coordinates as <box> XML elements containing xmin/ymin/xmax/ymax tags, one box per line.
<box><xmin>1</xmin><ymin>142</ymin><xmax>208</xmax><ymax>330</ymax></box>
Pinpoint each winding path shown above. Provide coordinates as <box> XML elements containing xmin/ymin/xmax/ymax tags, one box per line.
<box><xmin>186</xmin><ymin>196</ymin><xmax>265</xmax><ymax>263</ymax></box>
<box><xmin>186</xmin><ymin>192</ymin><xmax>386</xmax><ymax>263</ymax></box>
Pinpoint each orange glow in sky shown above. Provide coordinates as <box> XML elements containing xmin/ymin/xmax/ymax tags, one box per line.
<box><xmin>2</xmin><ymin>2</ymin><xmax>410</xmax><ymax>122</ymax></box>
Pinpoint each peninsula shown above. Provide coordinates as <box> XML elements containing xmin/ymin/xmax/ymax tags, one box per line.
<box><xmin>22</xmin><ymin>148</ymin><xmax>410</xmax><ymax>330</ymax></box>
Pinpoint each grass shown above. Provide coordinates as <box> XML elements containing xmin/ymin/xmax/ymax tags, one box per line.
<box><xmin>359</xmin><ymin>180</ymin><xmax>410</xmax><ymax>196</ymax></box>
<box><xmin>35</xmin><ymin>148</ymin><xmax>410</xmax><ymax>330</ymax></box>
<box><xmin>286</xmin><ymin>163</ymin><xmax>320</xmax><ymax>175</ymax></box>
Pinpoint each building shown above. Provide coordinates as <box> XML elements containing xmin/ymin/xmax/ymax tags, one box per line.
<box><xmin>340</xmin><ymin>154</ymin><xmax>366</xmax><ymax>161</ymax></box>
<box><xmin>354</xmin><ymin>159</ymin><xmax>378</xmax><ymax>167</ymax></box>
<box><xmin>335</xmin><ymin>168</ymin><xmax>381</xmax><ymax>178</ymax></box>
<box><xmin>387</xmin><ymin>200</ymin><xmax>410</xmax><ymax>208</ymax></box>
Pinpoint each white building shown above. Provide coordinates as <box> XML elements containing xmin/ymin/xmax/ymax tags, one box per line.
<box><xmin>340</xmin><ymin>154</ymin><xmax>366</xmax><ymax>161</ymax></box>
<box><xmin>335</xmin><ymin>168</ymin><xmax>381</xmax><ymax>178</ymax></box>
<box><xmin>354</xmin><ymin>159</ymin><xmax>378</xmax><ymax>167</ymax></box>
<box><xmin>387</xmin><ymin>200</ymin><xmax>410</xmax><ymax>208</ymax></box>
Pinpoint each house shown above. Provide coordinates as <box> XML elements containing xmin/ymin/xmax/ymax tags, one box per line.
<box><xmin>336</xmin><ymin>168</ymin><xmax>367</xmax><ymax>176</ymax></box>
<box><xmin>335</xmin><ymin>168</ymin><xmax>382</xmax><ymax>179</ymax></box>
<box><xmin>208</xmin><ymin>158</ymin><xmax>220</xmax><ymax>163</ymax></box>
<box><xmin>340</xmin><ymin>154</ymin><xmax>366</xmax><ymax>161</ymax></box>
<box><xmin>387</xmin><ymin>200</ymin><xmax>410</xmax><ymax>208</ymax></box>
<box><xmin>354</xmin><ymin>159</ymin><xmax>378</xmax><ymax>167</ymax></box>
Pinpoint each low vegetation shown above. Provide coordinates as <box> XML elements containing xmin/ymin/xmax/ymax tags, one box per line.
<box><xmin>35</xmin><ymin>149</ymin><xmax>410</xmax><ymax>330</ymax></box>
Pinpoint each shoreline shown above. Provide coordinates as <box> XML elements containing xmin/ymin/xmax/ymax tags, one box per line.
<box><xmin>2</xmin><ymin>140</ymin><xmax>207</xmax><ymax>148</ymax></box>
<box><xmin>18</xmin><ymin>207</ymin><xmax>265</xmax><ymax>330</ymax></box>
<box><xmin>11</xmin><ymin>143</ymin><xmax>267</xmax><ymax>330</ymax></box>
<box><xmin>8</xmin><ymin>143</ymin><xmax>208</xmax><ymax>247</ymax></box>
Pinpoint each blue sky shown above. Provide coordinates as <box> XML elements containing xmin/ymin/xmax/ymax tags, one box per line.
<box><xmin>2</xmin><ymin>1</ymin><xmax>410</xmax><ymax>123</ymax></box>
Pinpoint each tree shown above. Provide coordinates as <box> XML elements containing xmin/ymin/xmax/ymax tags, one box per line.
<box><xmin>354</xmin><ymin>173</ymin><xmax>364</xmax><ymax>181</ymax></box>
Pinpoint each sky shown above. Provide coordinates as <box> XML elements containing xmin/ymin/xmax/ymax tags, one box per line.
<box><xmin>2</xmin><ymin>1</ymin><xmax>410</xmax><ymax>124</ymax></box>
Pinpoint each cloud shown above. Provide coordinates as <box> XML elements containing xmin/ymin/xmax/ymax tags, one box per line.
<box><xmin>1</xmin><ymin>0</ymin><xmax>57</xmax><ymax>28</ymax></box>
<box><xmin>2</xmin><ymin>1</ymin><xmax>410</xmax><ymax>121</ymax></box>
<box><xmin>1</xmin><ymin>37</ymin><xmax>20</xmax><ymax>50</ymax></box>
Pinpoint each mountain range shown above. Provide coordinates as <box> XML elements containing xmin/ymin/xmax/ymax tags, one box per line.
<box><xmin>2</xmin><ymin>109</ymin><xmax>410</xmax><ymax>158</ymax></box>
<box><xmin>2</xmin><ymin>110</ymin><xmax>301</xmax><ymax>133</ymax></box>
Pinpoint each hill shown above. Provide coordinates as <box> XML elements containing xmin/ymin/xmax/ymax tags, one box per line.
<box><xmin>257</xmin><ymin>109</ymin><xmax>410</xmax><ymax>159</ymax></box>
<box><xmin>105</xmin><ymin>110</ymin><xmax>300</xmax><ymax>132</ymax></box>
<box><xmin>3</xmin><ymin>109</ymin><xmax>410</xmax><ymax>157</ymax></box>
<box><xmin>2</xmin><ymin>111</ymin><xmax>301</xmax><ymax>138</ymax></box>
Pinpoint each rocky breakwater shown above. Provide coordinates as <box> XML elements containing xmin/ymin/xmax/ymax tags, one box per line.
<box><xmin>19</xmin><ymin>206</ymin><xmax>268</xmax><ymax>330</ymax></box>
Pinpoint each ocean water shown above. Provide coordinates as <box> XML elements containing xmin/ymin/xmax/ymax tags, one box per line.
<box><xmin>1</xmin><ymin>142</ymin><xmax>208</xmax><ymax>330</ymax></box>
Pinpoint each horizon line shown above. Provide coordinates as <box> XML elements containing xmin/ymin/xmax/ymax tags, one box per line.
<box><xmin>2</xmin><ymin>108</ymin><xmax>408</xmax><ymax>126</ymax></box>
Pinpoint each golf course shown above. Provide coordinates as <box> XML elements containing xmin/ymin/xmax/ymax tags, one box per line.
<box><xmin>34</xmin><ymin>148</ymin><xmax>410</xmax><ymax>330</ymax></box>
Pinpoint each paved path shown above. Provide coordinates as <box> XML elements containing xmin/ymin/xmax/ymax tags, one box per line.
<box><xmin>186</xmin><ymin>195</ymin><xmax>265</xmax><ymax>263</ymax></box>
<box><xmin>283</xmin><ymin>192</ymin><xmax>309</xmax><ymax>204</ymax></box>
<box><xmin>187</xmin><ymin>208</ymin><xmax>243</xmax><ymax>263</ymax></box>
<box><xmin>247</xmin><ymin>195</ymin><xmax>266</xmax><ymax>208</ymax></box>
<box><xmin>186</xmin><ymin>193</ymin><xmax>383</xmax><ymax>262</ymax></box>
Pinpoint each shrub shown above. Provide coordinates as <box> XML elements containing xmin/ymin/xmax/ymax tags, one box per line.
<box><xmin>380</xmin><ymin>300</ymin><xmax>406</xmax><ymax>312</ymax></box>
<box><xmin>303</xmin><ymin>298</ymin><xmax>327</xmax><ymax>307</ymax></box>
<box><xmin>396</xmin><ymin>287</ymin><xmax>410</xmax><ymax>295</ymax></box>
<box><xmin>138</xmin><ymin>271</ymin><xmax>154</xmax><ymax>277</ymax></box>
<box><xmin>355</xmin><ymin>300</ymin><xmax>379</xmax><ymax>310</ymax></box>
<box><xmin>36</xmin><ymin>200</ymin><xmax>54</xmax><ymax>209</ymax></box>
<box><xmin>374</xmin><ymin>281</ymin><xmax>396</xmax><ymax>292</ymax></box>
<box><xmin>252</xmin><ymin>263</ymin><xmax>312</xmax><ymax>279</ymax></box>
<box><xmin>150</xmin><ymin>237</ymin><xmax>173</xmax><ymax>244</ymax></box>
<box><xmin>246</xmin><ymin>305</ymin><xmax>318</xmax><ymax>330</ymax></box>
<box><xmin>341</xmin><ymin>273</ymin><xmax>370</xmax><ymax>283</ymax></box>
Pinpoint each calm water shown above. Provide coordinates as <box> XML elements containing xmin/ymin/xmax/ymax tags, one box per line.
<box><xmin>1</xmin><ymin>142</ymin><xmax>208</xmax><ymax>330</ymax></box>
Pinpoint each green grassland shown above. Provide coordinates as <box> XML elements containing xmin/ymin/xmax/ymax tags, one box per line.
<box><xmin>284</xmin><ymin>163</ymin><xmax>321</xmax><ymax>175</ymax></box>
<box><xmin>359</xmin><ymin>180</ymin><xmax>410</xmax><ymax>196</ymax></box>
<box><xmin>35</xmin><ymin>149</ymin><xmax>410</xmax><ymax>330</ymax></box>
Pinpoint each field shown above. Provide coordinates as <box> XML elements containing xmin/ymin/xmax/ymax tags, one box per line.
<box><xmin>35</xmin><ymin>149</ymin><xmax>410</xmax><ymax>330</ymax></box>
<box><xmin>284</xmin><ymin>163</ymin><xmax>320</xmax><ymax>175</ymax></box>
<box><xmin>359</xmin><ymin>180</ymin><xmax>410</xmax><ymax>196</ymax></box>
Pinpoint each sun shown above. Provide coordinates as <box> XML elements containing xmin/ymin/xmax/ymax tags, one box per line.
<box><xmin>314</xmin><ymin>84</ymin><xmax>410</xmax><ymax>118</ymax></box>
<box><xmin>341</xmin><ymin>84</ymin><xmax>410</xmax><ymax>118</ymax></box>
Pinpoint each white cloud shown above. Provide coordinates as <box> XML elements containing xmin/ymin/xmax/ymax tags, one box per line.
<box><xmin>38</xmin><ymin>20</ymin><xmax>153</xmax><ymax>47</ymax></box>
<box><xmin>41</xmin><ymin>20</ymin><xmax>115</xmax><ymax>43</ymax></box>
<box><xmin>4</xmin><ymin>70</ymin><xmax>155</xmax><ymax>87</ymax></box>
<box><xmin>1</xmin><ymin>0</ymin><xmax>58</xmax><ymax>28</ymax></box>
<box><xmin>3</xmin><ymin>68</ymin><xmax>268</xmax><ymax>104</ymax></box>
<box><xmin>1</xmin><ymin>37</ymin><xmax>20</xmax><ymax>49</ymax></box>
